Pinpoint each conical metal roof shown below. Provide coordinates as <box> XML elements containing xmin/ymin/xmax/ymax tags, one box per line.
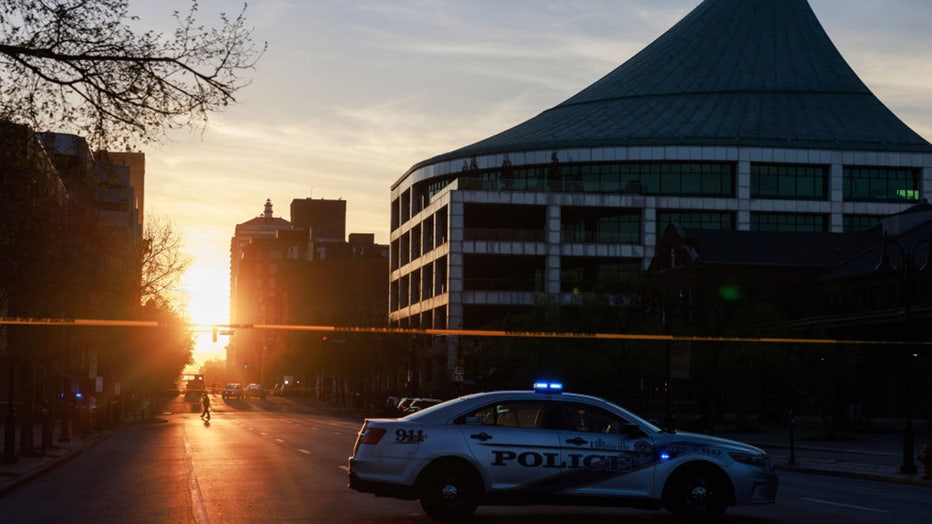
<box><xmin>418</xmin><ymin>0</ymin><xmax>930</xmax><ymax>170</ymax></box>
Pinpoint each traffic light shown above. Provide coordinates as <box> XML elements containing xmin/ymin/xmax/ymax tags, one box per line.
<box><xmin>211</xmin><ymin>327</ymin><xmax>218</xmax><ymax>342</ymax></box>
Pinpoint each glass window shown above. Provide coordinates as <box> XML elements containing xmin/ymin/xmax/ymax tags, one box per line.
<box><xmin>631</xmin><ymin>162</ymin><xmax>734</xmax><ymax>197</ymax></box>
<box><xmin>681</xmin><ymin>172</ymin><xmax>701</xmax><ymax>194</ymax></box>
<box><xmin>657</xmin><ymin>211</ymin><xmax>734</xmax><ymax>237</ymax></box>
<box><xmin>440</xmin><ymin>161</ymin><xmax>735</xmax><ymax>196</ymax></box>
<box><xmin>751</xmin><ymin>213</ymin><xmax>827</xmax><ymax>232</ymax></box>
<box><xmin>843</xmin><ymin>214</ymin><xmax>882</xmax><ymax>232</ymax></box>
<box><xmin>751</xmin><ymin>163</ymin><xmax>827</xmax><ymax>200</ymax></box>
<box><xmin>454</xmin><ymin>400</ymin><xmax>546</xmax><ymax>429</ymax></box>
<box><xmin>554</xmin><ymin>402</ymin><xmax>629</xmax><ymax>434</ymax></box>
<box><xmin>560</xmin><ymin>257</ymin><xmax>640</xmax><ymax>293</ymax></box>
<box><xmin>843</xmin><ymin>166</ymin><xmax>920</xmax><ymax>202</ymax></box>
<box><xmin>561</xmin><ymin>208</ymin><xmax>641</xmax><ymax>244</ymax></box>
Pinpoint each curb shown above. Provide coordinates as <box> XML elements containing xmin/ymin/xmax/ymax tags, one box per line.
<box><xmin>773</xmin><ymin>462</ymin><xmax>932</xmax><ymax>487</ymax></box>
<box><xmin>0</xmin><ymin>430</ymin><xmax>109</xmax><ymax>495</ymax></box>
<box><xmin>0</xmin><ymin>447</ymin><xmax>82</xmax><ymax>495</ymax></box>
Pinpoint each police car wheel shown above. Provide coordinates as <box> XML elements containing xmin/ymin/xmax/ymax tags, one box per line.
<box><xmin>418</xmin><ymin>462</ymin><xmax>481</xmax><ymax>521</ymax></box>
<box><xmin>664</xmin><ymin>465</ymin><xmax>728</xmax><ymax>521</ymax></box>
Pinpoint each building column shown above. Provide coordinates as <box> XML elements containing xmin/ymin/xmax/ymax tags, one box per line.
<box><xmin>736</xmin><ymin>159</ymin><xmax>751</xmax><ymax>230</ymax></box>
<box><xmin>546</xmin><ymin>204</ymin><xmax>561</xmax><ymax>295</ymax></box>
<box><xmin>923</xmin><ymin>166</ymin><xmax>932</xmax><ymax>204</ymax></box>
<box><xmin>641</xmin><ymin>204</ymin><xmax>657</xmax><ymax>271</ymax></box>
<box><xmin>447</xmin><ymin>197</ymin><xmax>465</xmax><ymax>330</ymax></box>
<box><xmin>829</xmin><ymin>162</ymin><xmax>844</xmax><ymax>232</ymax></box>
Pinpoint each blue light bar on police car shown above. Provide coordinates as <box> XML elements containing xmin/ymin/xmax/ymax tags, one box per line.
<box><xmin>533</xmin><ymin>381</ymin><xmax>563</xmax><ymax>393</ymax></box>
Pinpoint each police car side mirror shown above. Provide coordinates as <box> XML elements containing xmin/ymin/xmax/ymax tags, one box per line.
<box><xmin>648</xmin><ymin>419</ymin><xmax>675</xmax><ymax>433</ymax></box>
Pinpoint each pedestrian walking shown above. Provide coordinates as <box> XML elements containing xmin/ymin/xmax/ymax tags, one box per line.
<box><xmin>200</xmin><ymin>392</ymin><xmax>211</xmax><ymax>421</ymax></box>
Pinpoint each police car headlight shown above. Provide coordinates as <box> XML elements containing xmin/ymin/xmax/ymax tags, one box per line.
<box><xmin>728</xmin><ymin>451</ymin><xmax>771</xmax><ymax>469</ymax></box>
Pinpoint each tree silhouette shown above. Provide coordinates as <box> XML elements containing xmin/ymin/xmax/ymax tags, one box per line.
<box><xmin>0</xmin><ymin>0</ymin><xmax>264</xmax><ymax>148</ymax></box>
<box><xmin>138</xmin><ymin>215</ymin><xmax>192</xmax><ymax>310</ymax></box>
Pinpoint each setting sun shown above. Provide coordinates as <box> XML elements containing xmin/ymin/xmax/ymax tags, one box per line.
<box><xmin>181</xmin><ymin>263</ymin><xmax>230</xmax><ymax>367</ymax></box>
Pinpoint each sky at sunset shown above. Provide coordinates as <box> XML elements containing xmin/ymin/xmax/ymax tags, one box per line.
<box><xmin>127</xmin><ymin>1</ymin><xmax>932</xmax><ymax>364</ymax></box>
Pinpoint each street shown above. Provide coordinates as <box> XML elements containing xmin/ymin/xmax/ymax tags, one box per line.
<box><xmin>0</xmin><ymin>395</ymin><xmax>930</xmax><ymax>523</ymax></box>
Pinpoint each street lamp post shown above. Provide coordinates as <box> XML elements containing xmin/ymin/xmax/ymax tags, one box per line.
<box><xmin>875</xmin><ymin>231</ymin><xmax>931</xmax><ymax>475</ymax></box>
<box><xmin>648</xmin><ymin>296</ymin><xmax>675</xmax><ymax>430</ymax></box>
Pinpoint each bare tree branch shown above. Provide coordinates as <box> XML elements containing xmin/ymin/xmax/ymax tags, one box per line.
<box><xmin>139</xmin><ymin>214</ymin><xmax>192</xmax><ymax>310</ymax></box>
<box><xmin>0</xmin><ymin>0</ymin><xmax>265</xmax><ymax>149</ymax></box>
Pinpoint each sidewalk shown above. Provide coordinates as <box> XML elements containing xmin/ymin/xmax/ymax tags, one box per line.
<box><xmin>0</xmin><ymin>402</ymin><xmax>171</xmax><ymax>495</ymax></box>
<box><xmin>724</xmin><ymin>424</ymin><xmax>932</xmax><ymax>486</ymax></box>
<box><xmin>0</xmin><ymin>422</ymin><xmax>110</xmax><ymax>495</ymax></box>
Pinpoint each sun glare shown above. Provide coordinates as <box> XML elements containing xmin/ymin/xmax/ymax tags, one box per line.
<box><xmin>182</xmin><ymin>264</ymin><xmax>230</xmax><ymax>325</ymax></box>
<box><xmin>182</xmin><ymin>264</ymin><xmax>230</xmax><ymax>367</ymax></box>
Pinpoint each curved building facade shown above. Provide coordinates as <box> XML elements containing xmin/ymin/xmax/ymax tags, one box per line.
<box><xmin>388</xmin><ymin>0</ymin><xmax>932</xmax><ymax>331</ymax></box>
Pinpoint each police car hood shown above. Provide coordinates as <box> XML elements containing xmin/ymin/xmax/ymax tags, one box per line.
<box><xmin>657</xmin><ymin>430</ymin><xmax>766</xmax><ymax>454</ymax></box>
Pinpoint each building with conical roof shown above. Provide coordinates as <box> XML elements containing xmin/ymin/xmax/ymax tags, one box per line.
<box><xmin>388</xmin><ymin>0</ymin><xmax>932</xmax><ymax>334</ymax></box>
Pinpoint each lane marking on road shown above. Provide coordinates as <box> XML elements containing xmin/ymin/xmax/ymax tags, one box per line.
<box><xmin>275</xmin><ymin>438</ymin><xmax>285</xmax><ymax>443</ymax></box>
<box><xmin>299</xmin><ymin>449</ymin><xmax>312</xmax><ymax>455</ymax></box>
<box><xmin>801</xmin><ymin>497</ymin><xmax>891</xmax><ymax>513</ymax></box>
<box><xmin>184</xmin><ymin>427</ymin><xmax>212</xmax><ymax>524</ymax></box>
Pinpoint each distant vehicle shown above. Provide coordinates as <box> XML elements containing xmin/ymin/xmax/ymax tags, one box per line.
<box><xmin>349</xmin><ymin>382</ymin><xmax>777</xmax><ymax>521</ymax></box>
<box><xmin>245</xmin><ymin>383</ymin><xmax>266</xmax><ymax>399</ymax></box>
<box><xmin>395</xmin><ymin>397</ymin><xmax>415</xmax><ymax>413</ymax></box>
<box><xmin>274</xmin><ymin>383</ymin><xmax>304</xmax><ymax>397</ymax></box>
<box><xmin>404</xmin><ymin>398</ymin><xmax>443</xmax><ymax>414</ymax></box>
<box><xmin>222</xmin><ymin>383</ymin><xmax>245</xmax><ymax>399</ymax></box>
<box><xmin>183</xmin><ymin>374</ymin><xmax>205</xmax><ymax>399</ymax></box>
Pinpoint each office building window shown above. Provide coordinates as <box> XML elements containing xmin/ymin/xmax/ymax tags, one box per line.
<box><xmin>751</xmin><ymin>213</ymin><xmax>827</xmax><ymax>232</ymax></box>
<box><xmin>843</xmin><ymin>166</ymin><xmax>920</xmax><ymax>202</ymax></box>
<box><xmin>580</xmin><ymin>162</ymin><xmax>734</xmax><ymax>197</ymax></box>
<box><xmin>562</xmin><ymin>207</ymin><xmax>641</xmax><ymax>244</ymax></box>
<box><xmin>843</xmin><ymin>214</ymin><xmax>882</xmax><ymax>232</ymax></box>
<box><xmin>751</xmin><ymin>163</ymin><xmax>827</xmax><ymax>199</ymax></box>
<box><xmin>657</xmin><ymin>211</ymin><xmax>734</xmax><ymax>237</ymax></box>
<box><xmin>561</xmin><ymin>257</ymin><xmax>640</xmax><ymax>293</ymax></box>
<box><xmin>414</xmin><ymin>161</ymin><xmax>735</xmax><ymax>198</ymax></box>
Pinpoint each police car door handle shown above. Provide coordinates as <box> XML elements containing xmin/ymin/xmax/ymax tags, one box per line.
<box><xmin>470</xmin><ymin>432</ymin><xmax>493</xmax><ymax>441</ymax></box>
<box><xmin>565</xmin><ymin>437</ymin><xmax>587</xmax><ymax>446</ymax></box>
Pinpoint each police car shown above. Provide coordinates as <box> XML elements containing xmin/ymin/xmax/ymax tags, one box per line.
<box><xmin>348</xmin><ymin>383</ymin><xmax>777</xmax><ymax>521</ymax></box>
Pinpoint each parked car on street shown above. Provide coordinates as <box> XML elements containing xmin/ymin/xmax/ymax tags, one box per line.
<box><xmin>395</xmin><ymin>397</ymin><xmax>415</xmax><ymax>414</ymax></box>
<box><xmin>349</xmin><ymin>382</ymin><xmax>777</xmax><ymax>521</ymax></box>
<box><xmin>245</xmin><ymin>383</ymin><xmax>266</xmax><ymax>399</ymax></box>
<box><xmin>404</xmin><ymin>397</ymin><xmax>443</xmax><ymax>414</ymax></box>
<box><xmin>274</xmin><ymin>383</ymin><xmax>305</xmax><ymax>397</ymax></box>
<box><xmin>222</xmin><ymin>383</ymin><xmax>245</xmax><ymax>399</ymax></box>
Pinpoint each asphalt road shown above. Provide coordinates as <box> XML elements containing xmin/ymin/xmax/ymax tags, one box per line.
<box><xmin>0</xmin><ymin>396</ymin><xmax>929</xmax><ymax>523</ymax></box>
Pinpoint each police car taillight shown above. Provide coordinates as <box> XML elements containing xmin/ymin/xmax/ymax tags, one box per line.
<box><xmin>359</xmin><ymin>426</ymin><xmax>386</xmax><ymax>445</ymax></box>
<box><xmin>533</xmin><ymin>381</ymin><xmax>563</xmax><ymax>394</ymax></box>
